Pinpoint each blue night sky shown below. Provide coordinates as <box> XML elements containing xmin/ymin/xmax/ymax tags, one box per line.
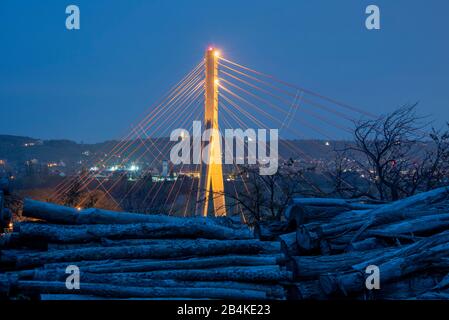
<box><xmin>0</xmin><ymin>0</ymin><xmax>448</xmax><ymax>143</ymax></box>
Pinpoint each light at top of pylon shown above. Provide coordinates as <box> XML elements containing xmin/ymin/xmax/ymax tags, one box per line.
<box><xmin>208</xmin><ymin>46</ymin><xmax>214</xmax><ymax>51</ymax></box>
<box><xmin>214</xmin><ymin>50</ymin><xmax>221</xmax><ymax>57</ymax></box>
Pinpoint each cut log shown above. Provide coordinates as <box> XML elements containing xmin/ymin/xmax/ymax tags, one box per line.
<box><xmin>254</xmin><ymin>221</ymin><xmax>290</xmax><ymax>240</ymax></box>
<box><xmin>298</xmin><ymin>207</ymin><xmax>449</xmax><ymax>252</ymax></box>
<box><xmin>368</xmin><ymin>213</ymin><xmax>449</xmax><ymax>237</ymax></box>
<box><xmin>351</xmin><ymin>229</ymin><xmax>449</xmax><ymax>271</ymax></box>
<box><xmin>284</xmin><ymin>205</ymin><xmax>306</xmax><ymax>227</ymax></box>
<box><xmin>30</xmin><ymin>265</ymin><xmax>293</xmax><ymax>283</ymax></box>
<box><xmin>296</xmin><ymin>225</ymin><xmax>320</xmax><ymax>253</ymax></box>
<box><xmin>40</xmin><ymin>253</ymin><xmax>285</xmax><ymax>270</ymax></box>
<box><xmin>417</xmin><ymin>291</ymin><xmax>449</xmax><ymax>300</ymax></box>
<box><xmin>40</xmin><ymin>294</ymin><xmax>109</xmax><ymax>300</ymax></box>
<box><xmin>371</xmin><ymin>274</ymin><xmax>443</xmax><ymax>299</ymax></box>
<box><xmin>320</xmin><ymin>231</ymin><xmax>449</xmax><ymax>295</ymax></box>
<box><xmin>434</xmin><ymin>272</ymin><xmax>449</xmax><ymax>290</ymax></box>
<box><xmin>279</xmin><ymin>231</ymin><xmax>299</xmax><ymax>256</ymax></box>
<box><xmin>17</xmin><ymin>220</ymin><xmax>253</xmax><ymax>243</ymax></box>
<box><xmin>294</xmin><ymin>280</ymin><xmax>327</xmax><ymax>300</ymax></box>
<box><xmin>291</xmin><ymin>248</ymin><xmax>392</xmax><ymax>279</ymax></box>
<box><xmin>42</xmin><ymin>255</ymin><xmax>282</xmax><ymax>274</ymax></box>
<box><xmin>345</xmin><ymin>238</ymin><xmax>385</xmax><ymax>252</ymax></box>
<box><xmin>351</xmin><ymin>186</ymin><xmax>449</xmax><ymax>242</ymax></box>
<box><xmin>1</xmin><ymin>239</ymin><xmax>281</xmax><ymax>268</ymax></box>
<box><xmin>284</xmin><ymin>200</ymin><xmax>378</xmax><ymax>228</ymax></box>
<box><xmin>22</xmin><ymin>199</ymin><xmax>232</xmax><ymax>227</ymax></box>
<box><xmin>13</xmin><ymin>280</ymin><xmax>269</xmax><ymax>299</ymax></box>
<box><xmin>14</xmin><ymin>272</ymin><xmax>284</xmax><ymax>299</ymax></box>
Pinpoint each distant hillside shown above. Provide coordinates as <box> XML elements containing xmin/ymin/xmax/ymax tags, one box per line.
<box><xmin>0</xmin><ymin>135</ymin><xmax>110</xmax><ymax>167</ymax></box>
<box><xmin>0</xmin><ymin>134</ymin><xmax>352</xmax><ymax>167</ymax></box>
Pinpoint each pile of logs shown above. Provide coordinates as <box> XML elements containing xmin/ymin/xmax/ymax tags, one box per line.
<box><xmin>2</xmin><ymin>186</ymin><xmax>449</xmax><ymax>300</ymax></box>
<box><xmin>279</xmin><ymin>186</ymin><xmax>449</xmax><ymax>300</ymax></box>
<box><xmin>0</xmin><ymin>199</ymin><xmax>291</xmax><ymax>300</ymax></box>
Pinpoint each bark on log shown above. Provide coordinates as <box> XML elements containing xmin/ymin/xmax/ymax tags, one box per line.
<box><xmin>12</xmin><ymin>280</ymin><xmax>269</xmax><ymax>299</ymax></box>
<box><xmin>371</xmin><ymin>274</ymin><xmax>443</xmax><ymax>299</ymax></box>
<box><xmin>351</xmin><ymin>229</ymin><xmax>449</xmax><ymax>271</ymax></box>
<box><xmin>368</xmin><ymin>213</ymin><xmax>449</xmax><ymax>237</ymax></box>
<box><xmin>320</xmin><ymin>231</ymin><xmax>449</xmax><ymax>295</ymax></box>
<box><xmin>1</xmin><ymin>239</ymin><xmax>281</xmax><ymax>268</ymax></box>
<box><xmin>40</xmin><ymin>253</ymin><xmax>285</xmax><ymax>270</ymax></box>
<box><xmin>296</xmin><ymin>225</ymin><xmax>320</xmax><ymax>253</ymax></box>
<box><xmin>417</xmin><ymin>291</ymin><xmax>449</xmax><ymax>300</ymax></box>
<box><xmin>434</xmin><ymin>272</ymin><xmax>449</xmax><ymax>290</ymax></box>
<box><xmin>48</xmin><ymin>238</ymin><xmax>277</xmax><ymax>250</ymax></box>
<box><xmin>297</xmin><ymin>208</ymin><xmax>449</xmax><ymax>252</ymax></box>
<box><xmin>254</xmin><ymin>221</ymin><xmax>290</xmax><ymax>240</ymax></box>
<box><xmin>29</xmin><ymin>266</ymin><xmax>293</xmax><ymax>283</ymax></box>
<box><xmin>345</xmin><ymin>238</ymin><xmax>385</xmax><ymax>252</ymax></box>
<box><xmin>279</xmin><ymin>231</ymin><xmax>299</xmax><ymax>257</ymax></box>
<box><xmin>17</xmin><ymin>220</ymin><xmax>253</xmax><ymax>243</ymax></box>
<box><xmin>22</xmin><ymin>199</ymin><xmax>233</xmax><ymax>227</ymax></box>
<box><xmin>351</xmin><ymin>186</ymin><xmax>449</xmax><ymax>242</ymax></box>
<box><xmin>291</xmin><ymin>248</ymin><xmax>392</xmax><ymax>279</ymax></box>
<box><xmin>42</xmin><ymin>255</ymin><xmax>282</xmax><ymax>274</ymax></box>
<box><xmin>294</xmin><ymin>280</ymin><xmax>327</xmax><ymax>300</ymax></box>
<box><xmin>14</xmin><ymin>272</ymin><xmax>285</xmax><ymax>299</ymax></box>
<box><xmin>284</xmin><ymin>200</ymin><xmax>378</xmax><ymax>228</ymax></box>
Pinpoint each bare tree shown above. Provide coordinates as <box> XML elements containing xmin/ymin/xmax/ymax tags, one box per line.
<box><xmin>412</xmin><ymin>126</ymin><xmax>449</xmax><ymax>192</ymax></box>
<box><xmin>342</xmin><ymin>105</ymin><xmax>449</xmax><ymax>201</ymax></box>
<box><xmin>206</xmin><ymin>164</ymin><xmax>314</xmax><ymax>225</ymax></box>
<box><xmin>328</xmin><ymin>148</ymin><xmax>375</xmax><ymax>199</ymax></box>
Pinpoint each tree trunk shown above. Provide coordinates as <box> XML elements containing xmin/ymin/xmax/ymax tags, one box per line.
<box><xmin>351</xmin><ymin>186</ymin><xmax>449</xmax><ymax>242</ymax></box>
<box><xmin>22</xmin><ymin>199</ymin><xmax>237</xmax><ymax>227</ymax></box>
<box><xmin>279</xmin><ymin>231</ymin><xmax>299</xmax><ymax>256</ymax></box>
<box><xmin>320</xmin><ymin>231</ymin><xmax>449</xmax><ymax>295</ymax></box>
<box><xmin>16</xmin><ymin>220</ymin><xmax>253</xmax><ymax>243</ymax></box>
<box><xmin>291</xmin><ymin>248</ymin><xmax>391</xmax><ymax>279</ymax></box>
<box><xmin>41</xmin><ymin>255</ymin><xmax>282</xmax><ymax>274</ymax></box>
<box><xmin>2</xmin><ymin>239</ymin><xmax>281</xmax><ymax>268</ymax></box>
<box><xmin>13</xmin><ymin>280</ymin><xmax>269</xmax><ymax>299</ymax></box>
<box><xmin>29</xmin><ymin>266</ymin><xmax>292</xmax><ymax>283</ymax></box>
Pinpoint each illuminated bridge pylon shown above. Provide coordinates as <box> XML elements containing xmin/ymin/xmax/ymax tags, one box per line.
<box><xmin>196</xmin><ymin>47</ymin><xmax>227</xmax><ymax>217</ymax></box>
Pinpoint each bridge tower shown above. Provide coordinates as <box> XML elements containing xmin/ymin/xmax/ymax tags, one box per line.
<box><xmin>197</xmin><ymin>47</ymin><xmax>227</xmax><ymax>217</ymax></box>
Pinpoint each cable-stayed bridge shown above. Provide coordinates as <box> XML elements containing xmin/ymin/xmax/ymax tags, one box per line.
<box><xmin>47</xmin><ymin>48</ymin><xmax>375</xmax><ymax>218</ymax></box>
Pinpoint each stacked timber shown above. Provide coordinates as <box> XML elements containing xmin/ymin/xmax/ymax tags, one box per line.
<box><xmin>0</xmin><ymin>199</ymin><xmax>291</xmax><ymax>300</ymax></box>
<box><xmin>278</xmin><ymin>186</ymin><xmax>449</xmax><ymax>300</ymax></box>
